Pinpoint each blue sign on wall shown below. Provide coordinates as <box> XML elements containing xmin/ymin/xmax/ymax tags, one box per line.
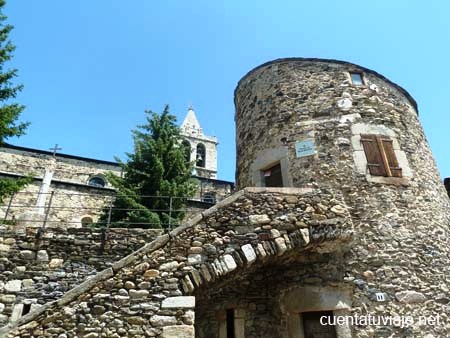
<box><xmin>295</xmin><ymin>139</ymin><xmax>315</xmax><ymax>158</ymax></box>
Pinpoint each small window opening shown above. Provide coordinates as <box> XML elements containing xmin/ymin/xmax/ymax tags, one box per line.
<box><xmin>22</xmin><ymin>304</ymin><xmax>31</xmax><ymax>316</ymax></box>
<box><xmin>202</xmin><ymin>192</ymin><xmax>216</xmax><ymax>204</ymax></box>
<box><xmin>196</xmin><ymin>143</ymin><xmax>206</xmax><ymax>167</ymax></box>
<box><xmin>226</xmin><ymin>309</ymin><xmax>235</xmax><ymax>338</ymax></box>
<box><xmin>360</xmin><ymin>134</ymin><xmax>402</xmax><ymax>177</ymax></box>
<box><xmin>81</xmin><ymin>216</ymin><xmax>94</xmax><ymax>227</ymax></box>
<box><xmin>263</xmin><ymin>163</ymin><xmax>283</xmax><ymax>187</ymax></box>
<box><xmin>88</xmin><ymin>176</ymin><xmax>106</xmax><ymax>188</ymax></box>
<box><xmin>302</xmin><ymin>311</ymin><xmax>337</xmax><ymax>338</ymax></box>
<box><xmin>444</xmin><ymin>178</ymin><xmax>450</xmax><ymax>198</ymax></box>
<box><xmin>350</xmin><ymin>72</ymin><xmax>364</xmax><ymax>85</ymax></box>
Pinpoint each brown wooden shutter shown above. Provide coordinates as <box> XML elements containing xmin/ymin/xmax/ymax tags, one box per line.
<box><xmin>381</xmin><ymin>137</ymin><xmax>402</xmax><ymax>177</ymax></box>
<box><xmin>361</xmin><ymin>134</ymin><xmax>387</xmax><ymax>176</ymax></box>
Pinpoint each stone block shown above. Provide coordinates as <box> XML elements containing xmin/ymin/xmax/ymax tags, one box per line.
<box><xmin>187</xmin><ymin>254</ymin><xmax>203</xmax><ymax>265</ymax></box>
<box><xmin>48</xmin><ymin>258</ymin><xmax>64</xmax><ymax>268</ymax></box>
<box><xmin>4</xmin><ymin>280</ymin><xmax>22</xmax><ymax>293</ymax></box>
<box><xmin>129</xmin><ymin>289</ymin><xmax>149</xmax><ymax>299</ymax></box>
<box><xmin>160</xmin><ymin>261</ymin><xmax>180</xmax><ymax>271</ymax></box>
<box><xmin>161</xmin><ymin>325</ymin><xmax>194</xmax><ymax>338</ymax></box>
<box><xmin>150</xmin><ymin>315</ymin><xmax>177</xmax><ymax>327</ymax></box>
<box><xmin>161</xmin><ymin>296</ymin><xmax>195</xmax><ymax>309</ymax></box>
<box><xmin>241</xmin><ymin>244</ymin><xmax>256</xmax><ymax>264</ymax></box>
<box><xmin>36</xmin><ymin>250</ymin><xmax>49</xmax><ymax>262</ymax></box>
<box><xmin>249</xmin><ymin>214</ymin><xmax>270</xmax><ymax>225</ymax></box>
<box><xmin>395</xmin><ymin>291</ymin><xmax>426</xmax><ymax>304</ymax></box>
<box><xmin>222</xmin><ymin>254</ymin><xmax>237</xmax><ymax>272</ymax></box>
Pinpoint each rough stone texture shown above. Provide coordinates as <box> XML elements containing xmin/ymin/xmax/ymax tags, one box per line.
<box><xmin>0</xmin><ymin>188</ymin><xmax>353</xmax><ymax>337</ymax></box>
<box><xmin>233</xmin><ymin>58</ymin><xmax>450</xmax><ymax>337</ymax></box>
<box><xmin>0</xmin><ymin>226</ymin><xmax>160</xmax><ymax>326</ymax></box>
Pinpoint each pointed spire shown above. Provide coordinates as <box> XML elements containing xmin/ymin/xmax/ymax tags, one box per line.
<box><xmin>181</xmin><ymin>105</ymin><xmax>202</xmax><ymax>136</ymax></box>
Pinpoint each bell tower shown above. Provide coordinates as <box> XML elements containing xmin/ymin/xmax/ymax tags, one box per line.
<box><xmin>180</xmin><ymin>106</ymin><xmax>218</xmax><ymax>178</ymax></box>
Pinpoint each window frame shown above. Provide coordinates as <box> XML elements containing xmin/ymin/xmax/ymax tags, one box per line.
<box><xmin>360</xmin><ymin>134</ymin><xmax>402</xmax><ymax>178</ymax></box>
<box><xmin>349</xmin><ymin>72</ymin><xmax>364</xmax><ymax>86</ymax></box>
<box><xmin>87</xmin><ymin>175</ymin><xmax>107</xmax><ymax>188</ymax></box>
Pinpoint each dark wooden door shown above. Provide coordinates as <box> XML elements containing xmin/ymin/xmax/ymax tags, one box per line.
<box><xmin>302</xmin><ymin>311</ymin><xmax>337</xmax><ymax>338</ymax></box>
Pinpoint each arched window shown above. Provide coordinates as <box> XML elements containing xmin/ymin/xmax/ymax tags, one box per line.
<box><xmin>182</xmin><ymin>140</ymin><xmax>191</xmax><ymax>163</ymax></box>
<box><xmin>202</xmin><ymin>192</ymin><xmax>216</xmax><ymax>204</ymax></box>
<box><xmin>196</xmin><ymin>143</ymin><xmax>206</xmax><ymax>167</ymax></box>
<box><xmin>88</xmin><ymin>176</ymin><xmax>106</xmax><ymax>188</ymax></box>
<box><xmin>81</xmin><ymin>216</ymin><xmax>93</xmax><ymax>227</ymax></box>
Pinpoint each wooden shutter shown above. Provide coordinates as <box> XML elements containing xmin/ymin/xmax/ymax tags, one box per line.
<box><xmin>381</xmin><ymin>137</ymin><xmax>402</xmax><ymax>177</ymax></box>
<box><xmin>360</xmin><ymin>134</ymin><xmax>387</xmax><ymax>176</ymax></box>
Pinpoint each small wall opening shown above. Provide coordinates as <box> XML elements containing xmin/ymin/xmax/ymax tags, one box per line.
<box><xmin>263</xmin><ymin>162</ymin><xmax>283</xmax><ymax>187</ymax></box>
<box><xmin>196</xmin><ymin>143</ymin><xmax>206</xmax><ymax>167</ymax></box>
<box><xmin>226</xmin><ymin>309</ymin><xmax>235</xmax><ymax>338</ymax></box>
<box><xmin>81</xmin><ymin>216</ymin><xmax>94</xmax><ymax>227</ymax></box>
<box><xmin>302</xmin><ymin>311</ymin><xmax>337</xmax><ymax>338</ymax></box>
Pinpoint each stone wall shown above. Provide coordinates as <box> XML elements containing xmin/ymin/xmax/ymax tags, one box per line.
<box><xmin>232</xmin><ymin>58</ymin><xmax>450</xmax><ymax>337</ymax></box>
<box><xmin>0</xmin><ymin>188</ymin><xmax>354</xmax><ymax>337</ymax></box>
<box><xmin>0</xmin><ymin>144</ymin><xmax>121</xmax><ymax>187</ymax></box>
<box><xmin>0</xmin><ymin>226</ymin><xmax>161</xmax><ymax>326</ymax></box>
<box><xmin>0</xmin><ymin>180</ymin><xmax>115</xmax><ymax>228</ymax></box>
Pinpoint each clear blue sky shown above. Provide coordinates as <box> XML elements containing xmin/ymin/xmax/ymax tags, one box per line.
<box><xmin>4</xmin><ymin>0</ymin><xmax>450</xmax><ymax>182</ymax></box>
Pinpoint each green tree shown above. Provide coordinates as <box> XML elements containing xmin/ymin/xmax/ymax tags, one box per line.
<box><xmin>0</xmin><ymin>0</ymin><xmax>30</xmax><ymax>203</ymax></box>
<box><xmin>102</xmin><ymin>105</ymin><xmax>196</xmax><ymax>229</ymax></box>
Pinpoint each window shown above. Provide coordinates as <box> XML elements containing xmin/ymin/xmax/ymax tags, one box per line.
<box><xmin>202</xmin><ymin>192</ymin><xmax>216</xmax><ymax>204</ymax></box>
<box><xmin>196</xmin><ymin>143</ymin><xmax>206</xmax><ymax>167</ymax></box>
<box><xmin>88</xmin><ymin>176</ymin><xmax>106</xmax><ymax>187</ymax></box>
<box><xmin>182</xmin><ymin>140</ymin><xmax>191</xmax><ymax>163</ymax></box>
<box><xmin>263</xmin><ymin>163</ymin><xmax>283</xmax><ymax>187</ymax></box>
<box><xmin>81</xmin><ymin>216</ymin><xmax>94</xmax><ymax>227</ymax></box>
<box><xmin>361</xmin><ymin>134</ymin><xmax>402</xmax><ymax>177</ymax></box>
<box><xmin>350</xmin><ymin>72</ymin><xmax>364</xmax><ymax>85</ymax></box>
<box><xmin>444</xmin><ymin>178</ymin><xmax>450</xmax><ymax>198</ymax></box>
<box><xmin>302</xmin><ymin>311</ymin><xmax>337</xmax><ymax>338</ymax></box>
<box><xmin>21</xmin><ymin>304</ymin><xmax>31</xmax><ymax>316</ymax></box>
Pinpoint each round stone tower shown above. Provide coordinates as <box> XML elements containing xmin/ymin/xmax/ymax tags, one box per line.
<box><xmin>234</xmin><ymin>58</ymin><xmax>450</xmax><ymax>337</ymax></box>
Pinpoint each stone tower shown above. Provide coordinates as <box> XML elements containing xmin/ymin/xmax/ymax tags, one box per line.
<box><xmin>180</xmin><ymin>107</ymin><xmax>218</xmax><ymax>178</ymax></box>
<box><xmin>233</xmin><ymin>58</ymin><xmax>450</xmax><ymax>337</ymax></box>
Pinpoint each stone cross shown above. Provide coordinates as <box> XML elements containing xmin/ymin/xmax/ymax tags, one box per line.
<box><xmin>49</xmin><ymin>144</ymin><xmax>62</xmax><ymax>158</ymax></box>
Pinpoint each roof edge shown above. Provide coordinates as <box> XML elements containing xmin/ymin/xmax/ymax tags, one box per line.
<box><xmin>234</xmin><ymin>57</ymin><xmax>418</xmax><ymax>114</ymax></box>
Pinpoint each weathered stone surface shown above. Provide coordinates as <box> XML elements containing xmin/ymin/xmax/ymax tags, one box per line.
<box><xmin>36</xmin><ymin>250</ymin><xmax>49</xmax><ymax>262</ymax></box>
<box><xmin>48</xmin><ymin>258</ymin><xmax>64</xmax><ymax>268</ymax></box>
<box><xmin>4</xmin><ymin>280</ymin><xmax>22</xmax><ymax>293</ymax></box>
<box><xmin>241</xmin><ymin>244</ymin><xmax>256</xmax><ymax>264</ymax></box>
<box><xmin>129</xmin><ymin>289</ymin><xmax>149</xmax><ymax>299</ymax></box>
<box><xmin>161</xmin><ymin>296</ymin><xmax>195</xmax><ymax>309</ymax></box>
<box><xmin>248</xmin><ymin>214</ymin><xmax>270</xmax><ymax>224</ymax></box>
<box><xmin>395</xmin><ymin>291</ymin><xmax>427</xmax><ymax>304</ymax></box>
<box><xmin>150</xmin><ymin>315</ymin><xmax>177</xmax><ymax>327</ymax></box>
<box><xmin>161</xmin><ymin>325</ymin><xmax>194</xmax><ymax>338</ymax></box>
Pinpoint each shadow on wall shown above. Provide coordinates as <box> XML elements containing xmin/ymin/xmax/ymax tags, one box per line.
<box><xmin>445</xmin><ymin>178</ymin><xmax>450</xmax><ymax>198</ymax></box>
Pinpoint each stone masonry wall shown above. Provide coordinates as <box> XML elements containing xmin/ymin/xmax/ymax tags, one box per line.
<box><xmin>0</xmin><ymin>226</ymin><xmax>161</xmax><ymax>326</ymax></box>
<box><xmin>0</xmin><ymin>181</ymin><xmax>115</xmax><ymax>228</ymax></box>
<box><xmin>0</xmin><ymin>146</ymin><xmax>121</xmax><ymax>187</ymax></box>
<box><xmin>234</xmin><ymin>58</ymin><xmax>450</xmax><ymax>337</ymax></box>
<box><xmin>0</xmin><ymin>188</ymin><xmax>353</xmax><ymax>337</ymax></box>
